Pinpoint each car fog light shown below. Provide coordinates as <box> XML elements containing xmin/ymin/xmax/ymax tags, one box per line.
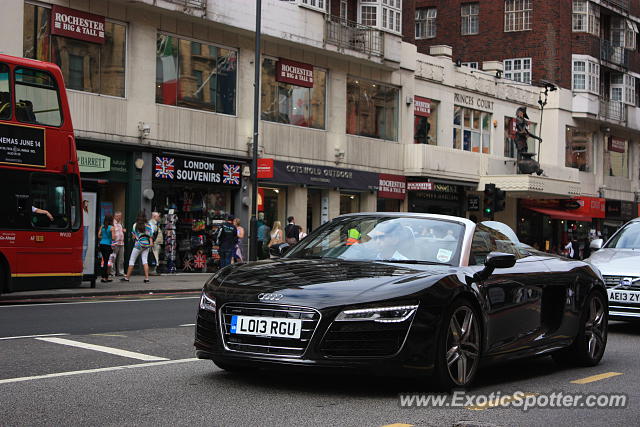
<box><xmin>335</xmin><ymin>305</ymin><xmax>418</xmax><ymax>323</ymax></box>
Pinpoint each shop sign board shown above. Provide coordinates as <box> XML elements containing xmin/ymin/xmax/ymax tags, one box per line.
<box><xmin>257</xmin><ymin>158</ymin><xmax>274</xmax><ymax>179</ymax></box>
<box><xmin>51</xmin><ymin>5</ymin><xmax>106</xmax><ymax>44</ymax></box>
<box><xmin>608</xmin><ymin>137</ymin><xmax>626</xmax><ymax>153</ymax></box>
<box><xmin>276</xmin><ymin>59</ymin><xmax>314</xmax><ymax>88</ymax></box>
<box><xmin>407</xmin><ymin>182</ymin><xmax>433</xmax><ymax>191</ymax></box>
<box><xmin>378</xmin><ymin>174</ymin><xmax>406</xmax><ymax>200</ymax></box>
<box><xmin>154</xmin><ymin>155</ymin><xmax>241</xmax><ymax>186</ymax></box>
<box><xmin>467</xmin><ymin>195</ymin><xmax>480</xmax><ymax>211</ymax></box>
<box><xmin>263</xmin><ymin>161</ymin><xmax>378</xmax><ymax>191</ymax></box>
<box><xmin>78</xmin><ymin>150</ymin><xmax>110</xmax><ymax>173</ymax></box>
<box><xmin>0</xmin><ymin>123</ymin><xmax>45</xmax><ymax>168</ymax></box>
<box><xmin>414</xmin><ymin>96</ymin><xmax>431</xmax><ymax>117</ymax></box>
<box><xmin>454</xmin><ymin>92</ymin><xmax>494</xmax><ymax>111</ymax></box>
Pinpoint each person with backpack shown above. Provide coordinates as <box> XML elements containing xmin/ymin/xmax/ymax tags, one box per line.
<box><xmin>97</xmin><ymin>214</ymin><xmax>115</xmax><ymax>283</ymax></box>
<box><xmin>121</xmin><ymin>211</ymin><xmax>154</xmax><ymax>283</ymax></box>
<box><xmin>216</xmin><ymin>214</ymin><xmax>238</xmax><ymax>268</ymax></box>
<box><xmin>285</xmin><ymin>216</ymin><xmax>301</xmax><ymax>246</ymax></box>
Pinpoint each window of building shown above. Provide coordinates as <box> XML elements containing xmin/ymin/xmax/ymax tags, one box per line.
<box><xmin>415</xmin><ymin>8</ymin><xmax>437</xmax><ymax>39</ymax></box>
<box><xmin>14</xmin><ymin>68</ymin><xmax>62</xmax><ymax>127</ymax></box>
<box><xmin>156</xmin><ymin>34</ymin><xmax>237</xmax><ymax>115</ymax></box>
<box><xmin>503</xmin><ymin>58</ymin><xmax>531</xmax><ymax>84</ymax></box>
<box><xmin>261</xmin><ymin>58</ymin><xmax>326</xmax><ymax>129</ymax></box>
<box><xmin>461</xmin><ymin>3</ymin><xmax>479</xmax><ymax>35</ymax></box>
<box><xmin>610</xmin><ymin>17</ymin><xmax>637</xmax><ymax>50</ymax></box>
<box><xmin>414</xmin><ymin>97</ymin><xmax>438</xmax><ymax>145</ymax></box>
<box><xmin>565</xmin><ymin>126</ymin><xmax>592</xmax><ymax>172</ymax></box>
<box><xmin>346</xmin><ymin>78</ymin><xmax>399</xmax><ymax>141</ymax></box>
<box><xmin>462</xmin><ymin>62</ymin><xmax>478</xmax><ymax>69</ymax></box>
<box><xmin>504</xmin><ymin>116</ymin><xmax>537</xmax><ymax>158</ymax></box>
<box><xmin>358</xmin><ymin>0</ymin><xmax>402</xmax><ymax>33</ymax></box>
<box><xmin>453</xmin><ymin>106</ymin><xmax>491</xmax><ymax>153</ymax></box>
<box><xmin>299</xmin><ymin>0</ymin><xmax>326</xmax><ymax>12</ymax></box>
<box><xmin>23</xmin><ymin>3</ymin><xmax>127</xmax><ymax>97</ymax></box>
<box><xmin>504</xmin><ymin>0</ymin><xmax>531</xmax><ymax>32</ymax></box>
<box><xmin>609</xmin><ymin>72</ymin><xmax>635</xmax><ymax>105</ymax></box>
<box><xmin>340</xmin><ymin>0</ymin><xmax>348</xmax><ymax>21</ymax></box>
<box><xmin>572</xmin><ymin>0</ymin><xmax>599</xmax><ymax>36</ymax></box>
<box><xmin>607</xmin><ymin>137</ymin><xmax>629</xmax><ymax>177</ymax></box>
<box><xmin>572</xmin><ymin>56</ymin><xmax>599</xmax><ymax>94</ymax></box>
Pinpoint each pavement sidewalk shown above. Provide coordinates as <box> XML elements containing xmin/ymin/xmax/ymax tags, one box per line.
<box><xmin>0</xmin><ymin>273</ymin><xmax>209</xmax><ymax>302</ymax></box>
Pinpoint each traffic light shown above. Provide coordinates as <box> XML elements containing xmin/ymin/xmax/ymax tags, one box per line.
<box><xmin>483</xmin><ymin>183</ymin><xmax>496</xmax><ymax>217</ymax></box>
<box><xmin>494</xmin><ymin>188</ymin><xmax>507</xmax><ymax>212</ymax></box>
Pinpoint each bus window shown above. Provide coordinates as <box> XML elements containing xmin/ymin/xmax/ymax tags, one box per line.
<box><xmin>70</xmin><ymin>175</ymin><xmax>81</xmax><ymax>231</ymax></box>
<box><xmin>0</xmin><ymin>170</ymin><xmax>31</xmax><ymax>229</ymax></box>
<box><xmin>30</xmin><ymin>173</ymin><xmax>69</xmax><ymax>229</ymax></box>
<box><xmin>0</xmin><ymin>63</ymin><xmax>10</xmax><ymax>120</ymax></box>
<box><xmin>14</xmin><ymin>67</ymin><xmax>62</xmax><ymax>126</ymax></box>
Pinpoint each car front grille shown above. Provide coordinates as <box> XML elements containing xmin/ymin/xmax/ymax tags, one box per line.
<box><xmin>220</xmin><ymin>303</ymin><xmax>320</xmax><ymax>357</ymax></box>
<box><xmin>318</xmin><ymin>321</ymin><xmax>411</xmax><ymax>358</ymax></box>
<box><xmin>603</xmin><ymin>275</ymin><xmax>640</xmax><ymax>289</ymax></box>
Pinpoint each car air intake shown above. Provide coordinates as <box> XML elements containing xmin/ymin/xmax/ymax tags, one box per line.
<box><xmin>318</xmin><ymin>321</ymin><xmax>411</xmax><ymax>358</ymax></box>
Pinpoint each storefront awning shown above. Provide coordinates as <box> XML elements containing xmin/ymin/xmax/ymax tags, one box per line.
<box><xmin>527</xmin><ymin>207</ymin><xmax>592</xmax><ymax>222</ymax></box>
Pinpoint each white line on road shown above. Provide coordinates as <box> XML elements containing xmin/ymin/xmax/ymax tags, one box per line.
<box><xmin>36</xmin><ymin>337</ymin><xmax>169</xmax><ymax>361</ymax></box>
<box><xmin>0</xmin><ymin>333</ymin><xmax>69</xmax><ymax>341</ymax></box>
<box><xmin>0</xmin><ymin>295</ymin><xmax>199</xmax><ymax>308</ymax></box>
<box><xmin>179</xmin><ymin>323</ymin><xmax>195</xmax><ymax>327</ymax></box>
<box><xmin>0</xmin><ymin>358</ymin><xmax>201</xmax><ymax>385</ymax></box>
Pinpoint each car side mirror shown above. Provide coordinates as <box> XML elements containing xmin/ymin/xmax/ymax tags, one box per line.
<box><xmin>269</xmin><ymin>242</ymin><xmax>290</xmax><ymax>258</ymax></box>
<box><xmin>589</xmin><ymin>239</ymin><xmax>603</xmax><ymax>251</ymax></box>
<box><xmin>473</xmin><ymin>252</ymin><xmax>516</xmax><ymax>282</ymax></box>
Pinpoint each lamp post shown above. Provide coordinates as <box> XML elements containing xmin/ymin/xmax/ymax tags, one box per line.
<box><xmin>249</xmin><ymin>0</ymin><xmax>262</xmax><ymax>262</ymax></box>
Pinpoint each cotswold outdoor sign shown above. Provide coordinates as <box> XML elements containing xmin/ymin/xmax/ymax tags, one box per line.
<box><xmin>51</xmin><ymin>5</ymin><xmax>106</xmax><ymax>44</ymax></box>
<box><xmin>276</xmin><ymin>59</ymin><xmax>314</xmax><ymax>88</ymax></box>
<box><xmin>263</xmin><ymin>161</ymin><xmax>378</xmax><ymax>191</ymax></box>
<box><xmin>0</xmin><ymin>123</ymin><xmax>45</xmax><ymax>168</ymax></box>
<box><xmin>77</xmin><ymin>150</ymin><xmax>110</xmax><ymax>173</ymax></box>
<box><xmin>153</xmin><ymin>155</ymin><xmax>241</xmax><ymax>186</ymax></box>
<box><xmin>454</xmin><ymin>93</ymin><xmax>494</xmax><ymax>111</ymax></box>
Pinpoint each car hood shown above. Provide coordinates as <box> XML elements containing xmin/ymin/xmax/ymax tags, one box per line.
<box><xmin>206</xmin><ymin>258</ymin><xmax>455</xmax><ymax>309</ymax></box>
<box><xmin>586</xmin><ymin>248</ymin><xmax>640</xmax><ymax>276</ymax></box>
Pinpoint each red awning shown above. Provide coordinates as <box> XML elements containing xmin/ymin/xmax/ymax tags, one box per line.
<box><xmin>526</xmin><ymin>207</ymin><xmax>592</xmax><ymax>222</ymax></box>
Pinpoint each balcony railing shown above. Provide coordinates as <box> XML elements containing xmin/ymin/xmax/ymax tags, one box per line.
<box><xmin>164</xmin><ymin>0</ymin><xmax>206</xmax><ymax>8</ymax></box>
<box><xmin>599</xmin><ymin>99</ymin><xmax>627</xmax><ymax>122</ymax></box>
<box><xmin>324</xmin><ymin>16</ymin><xmax>384</xmax><ymax>57</ymax></box>
<box><xmin>601</xmin><ymin>40</ymin><xmax>629</xmax><ymax>67</ymax></box>
<box><xmin>603</xmin><ymin>0</ymin><xmax>629</xmax><ymax>11</ymax></box>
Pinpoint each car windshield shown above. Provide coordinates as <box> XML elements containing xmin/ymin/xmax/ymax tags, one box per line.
<box><xmin>605</xmin><ymin>221</ymin><xmax>640</xmax><ymax>249</ymax></box>
<box><xmin>285</xmin><ymin>216</ymin><xmax>465</xmax><ymax>266</ymax></box>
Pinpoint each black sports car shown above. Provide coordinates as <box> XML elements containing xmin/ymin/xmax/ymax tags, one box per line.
<box><xmin>195</xmin><ymin>213</ymin><xmax>608</xmax><ymax>389</ymax></box>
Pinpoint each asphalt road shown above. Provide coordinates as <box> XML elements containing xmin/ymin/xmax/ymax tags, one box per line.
<box><xmin>0</xmin><ymin>295</ymin><xmax>638</xmax><ymax>427</ymax></box>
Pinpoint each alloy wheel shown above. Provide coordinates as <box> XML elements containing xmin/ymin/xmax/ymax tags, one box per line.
<box><xmin>585</xmin><ymin>295</ymin><xmax>606</xmax><ymax>360</ymax></box>
<box><xmin>446</xmin><ymin>305</ymin><xmax>480</xmax><ymax>386</ymax></box>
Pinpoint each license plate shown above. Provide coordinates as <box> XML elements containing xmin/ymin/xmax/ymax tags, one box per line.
<box><xmin>230</xmin><ymin>315</ymin><xmax>302</xmax><ymax>339</ymax></box>
<box><xmin>608</xmin><ymin>289</ymin><xmax>640</xmax><ymax>304</ymax></box>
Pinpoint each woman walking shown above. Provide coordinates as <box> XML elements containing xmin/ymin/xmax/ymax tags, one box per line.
<box><xmin>98</xmin><ymin>215</ymin><xmax>115</xmax><ymax>283</ymax></box>
<box><xmin>233</xmin><ymin>217</ymin><xmax>245</xmax><ymax>263</ymax></box>
<box><xmin>268</xmin><ymin>221</ymin><xmax>284</xmax><ymax>258</ymax></box>
<box><xmin>121</xmin><ymin>212</ymin><xmax>154</xmax><ymax>283</ymax></box>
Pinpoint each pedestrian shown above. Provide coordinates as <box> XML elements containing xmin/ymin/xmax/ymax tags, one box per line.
<box><xmin>216</xmin><ymin>214</ymin><xmax>238</xmax><ymax>268</ymax></box>
<box><xmin>111</xmin><ymin>211</ymin><xmax>126</xmax><ymax>276</ymax></box>
<box><xmin>98</xmin><ymin>214</ymin><xmax>115</xmax><ymax>283</ymax></box>
<box><xmin>268</xmin><ymin>221</ymin><xmax>284</xmax><ymax>258</ymax></box>
<box><xmin>233</xmin><ymin>217</ymin><xmax>245</xmax><ymax>263</ymax></box>
<box><xmin>121</xmin><ymin>211</ymin><xmax>154</xmax><ymax>283</ymax></box>
<box><xmin>257</xmin><ymin>218</ymin><xmax>271</xmax><ymax>260</ymax></box>
<box><xmin>582</xmin><ymin>237</ymin><xmax>592</xmax><ymax>260</ymax></box>
<box><xmin>285</xmin><ymin>216</ymin><xmax>301</xmax><ymax>246</ymax></box>
<box><xmin>149</xmin><ymin>211</ymin><xmax>163</xmax><ymax>275</ymax></box>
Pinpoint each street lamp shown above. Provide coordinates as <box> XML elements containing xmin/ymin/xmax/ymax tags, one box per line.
<box><xmin>249</xmin><ymin>0</ymin><xmax>262</xmax><ymax>262</ymax></box>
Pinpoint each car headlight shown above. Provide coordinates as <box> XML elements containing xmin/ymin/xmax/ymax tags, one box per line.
<box><xmin>199</xmin><ymin>291</ymin><xmax>217</xmax><ymax>313</ymax></box>
<box><xmin>335</xmin><ymin>305</ymin><xmax>418</xmax><ymax>323</ymax></box>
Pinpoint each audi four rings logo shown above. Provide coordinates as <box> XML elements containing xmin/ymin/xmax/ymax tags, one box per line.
<box><xmin>258</xmin><ymin>293</ymin><xmax>284</xmax><ymax>301</ymax></box>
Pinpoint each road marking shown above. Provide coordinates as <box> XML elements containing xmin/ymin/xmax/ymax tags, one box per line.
<box><xmin>0</xmin><ymin>358</ymin><xmax>200</xmax><ymax>385</ymax></box>
<box><xmin>90</xmin><ymin>333</ymin><xmax>127</xmax><ymax>337</ymax></box>
<box><xmin>36</xmin><ymin>337</ymin><xmax>168</xmax><ymax>361</ymax></box>
<box><xmin>0</xmin><ymin>333</ymin><xmax>69</xmax><ymax>341</ymax></box>
<box><xmin>570</xmin><ymin>372</ymin><xmax>623</xmax><ymax>384</ymax></box>
<box><xmin>466</xmin><ymin>392</ymin><xmax>539</xmax><ymax>411</ymax></box>
<box><xmin>179</xmin><ymin>323</ymin><xmax>195</xmax><ymax>327</ymax></box>
<box><xmin>0</xmin><ymin>295</ymin><xmax>199</xmax><ymax>308</ymax></box>
<box><xmin>381</xmin><ymin>424</ymin><xmax>413</xmax><ymax>427</ymax></box>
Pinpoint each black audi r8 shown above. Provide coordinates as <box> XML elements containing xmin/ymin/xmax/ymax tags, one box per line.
<box><xmin>195</xmin><ymin>213</ymin><xmax>608</xmax><ymax>389</ymax></box>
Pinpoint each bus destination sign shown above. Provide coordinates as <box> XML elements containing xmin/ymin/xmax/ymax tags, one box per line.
<box><xmin>0</xmin><ymin>123</ymin><xmax>46</xmax><ymax>168</ymax></box>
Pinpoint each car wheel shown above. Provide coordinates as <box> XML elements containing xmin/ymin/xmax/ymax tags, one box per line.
<box><xmin>434</xmin><ymin>298</ymin><xmax>482</xmax><ymax>390</ymax></box>
<box><xmin>212</xmin><ymin>360</ymin><xmax>256</xmax><ymax>373</ymax></box>
<box><xmin>552</xmin><ymin>290</ymin><xmax>607</xmax><ymax>367</ymax></box>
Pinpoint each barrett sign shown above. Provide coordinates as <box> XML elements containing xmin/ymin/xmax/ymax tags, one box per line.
<box><xmin>78</xmin><ymin>150</ymin><xmax>110</xmax><ymax>173</ymax></box>
<box><xmin>51</xmin><ymin>6</ymin><xmax>106</xmax><ymax>44</ymax></box>
<box><xmin>276</xmin><ymin>59</ymin><xmax>314</xmax><ymax>88</ymax></box>
<box><xmin>0</xmin><ymin>123</ymin><xmax>45</xmax><ymax>168</ymax></box>
<box><xmin>154</xmin><ymin>155</ymin><xmax>241</xmax><ymax>186</ymax></box>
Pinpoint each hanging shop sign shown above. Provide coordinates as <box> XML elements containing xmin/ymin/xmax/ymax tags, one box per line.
<box><xmin>153</xmin><ymin>154</ymin><xmax>241</xmax><ymax>186</ymax></box>
<box><xmin>0</xmin><ymin>123</ymin><xmax>45</xmax><ymax>168</ymax></box>
<box><xmin>378</xmin><ymin>174</ymin><xmax>406</xmax><ymax>200</ymax></box>
<box><xmin>262</xmin><ymin>160</ymin><xmax>378</xmax><ymax>191</ymax></box>
<box><xmin>51</xmin><ymin>5</ymin><xmax>106</xmax><ymax>44</ymax></box>
<box><xmin>608</xmin><ymin>137</ymin><xmax>626</xmax><ymax>153</ymax></box>
<box><xmin>77</xmin><ymin>150</ymin><xmax>110</xmax><ymax>173</ymax></box>
<box><xmin>257</xmin><ymin>158</ymin><xmax>274</xmax><ymax>179</ymax></box>
<box><xmin>414</xmin><ymin>96</ymin><xmax>431</xmax><ymax>117</ymax></box>
<box><xmin>276</xmin><ymin>59</ymin><xmax>314</xmax><ymax>88</ymax></box>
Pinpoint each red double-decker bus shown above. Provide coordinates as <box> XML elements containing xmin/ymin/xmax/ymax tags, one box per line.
<box><xmin>0</xmin><ymin>54</ymin><xmax>82</xmax><ymax>293</ymax></box>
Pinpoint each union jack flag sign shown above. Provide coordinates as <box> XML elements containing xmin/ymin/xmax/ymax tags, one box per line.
<box><xmin>194</xmin><ymin>253</ymin><xmax>207</xmax><ymax>269</ymax></box>
<box><xmin>223</xmin><ymin>163</ymin><xmax>240</xmax><ymax>185</ymax></box>
<box><xmin>155</xmin><ymin>157</ymin><xmax>175</xmax><ymax>179</ymax></box>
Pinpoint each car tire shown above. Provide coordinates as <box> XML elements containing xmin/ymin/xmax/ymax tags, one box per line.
<box><xmin>212</xmin><ymin>360</ymin><xmax>256</xmax><ymax>373</ymax></box>
<box><xmin>434</xmin><ymin>297</ymin><xmax>482</xmax><ymax>391</ymax></box>
<box><xmin>552</xmin><ymin>290</ymin><xmax>607</xmax><ymax>367</ymax></box>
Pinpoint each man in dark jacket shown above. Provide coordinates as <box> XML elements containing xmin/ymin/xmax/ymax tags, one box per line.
<box><xmin>285</xmin><ymin>216</ymin><xmax>301</xmax><ymax>245</ymax></box>
<box><xmin>216</xmin><ymin>215</ymin><xmax>238</xmax><ymax>268</ymax></box>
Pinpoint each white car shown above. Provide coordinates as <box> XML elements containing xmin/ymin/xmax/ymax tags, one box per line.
<box><xmin>586</xmin><ymin>217</ymin><xmax>640</xmax><ymax>320</ymax></box>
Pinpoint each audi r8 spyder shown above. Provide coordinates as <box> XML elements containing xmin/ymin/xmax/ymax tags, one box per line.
<box><xmin>195</xmin><ymin>213</ymin><xmax>608</xmax><ymax>389</ymax></box>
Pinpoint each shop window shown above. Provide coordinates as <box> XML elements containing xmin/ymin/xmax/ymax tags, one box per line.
<box><xmin>606</xmin><ymin>137</ymin><xmax>629</xmax><ymax>177</ymax></box>
<box><xmin>156</xmin><ymin>34</ymin><xmax>237</xmax><ymax>115</ymax></box>
<box><xmin>346</xmin><ymin>78</ymin><xmax>399</xmax><ymax>141</ymax></box>
<box><xmin>23</xmin><ymin>3</ymin><xmax>127</xmax><ymax>97</ymax></box>
<box><xmin>14</xmin><ymin>68</ymin><xmax>62</xmax><ymax>127</ymax></box>
<box><xmin>340</xmin><ymin>193</ymin><xmax>361</xmax><ymax>215</ymax></box>
<box><xmin>414</xmin><ymin>98</ymin><xmax>438</xmax><ymax>145</ymax></box>
<box><xmin>565</xmin><ymin>126</ymin><xmax>592</xmax><ymax>172</ymax></box>
<box><xmin>453</xmin><ymin>106</ymin><xmax>491</xmax><ymax>153</ymax></box>
<box><xmin>504</xmin><ymin>116</ymin><xmax>537</xmax><ymax>158</ymax></box>
<box><xmin>260</xmin><ymin>58</ymin><xmax>326</xmax><ymax>129</ymax></box>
